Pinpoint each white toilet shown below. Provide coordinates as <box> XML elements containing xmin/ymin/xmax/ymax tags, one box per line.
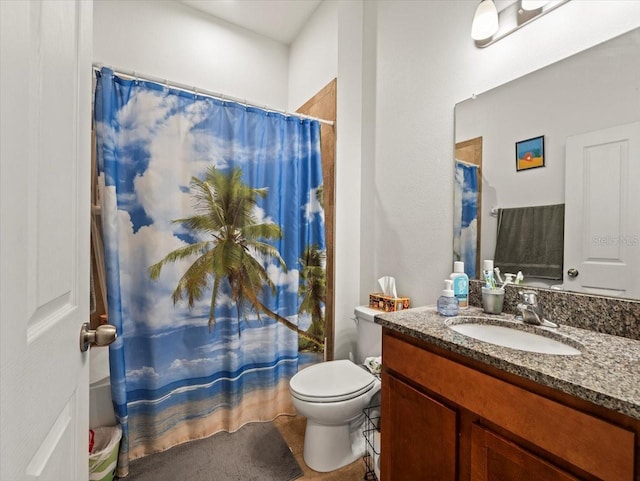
<box><xmin>289</xmin><ymin>306</ymin><xmax>382</xmax><ymax>472</ymax></box>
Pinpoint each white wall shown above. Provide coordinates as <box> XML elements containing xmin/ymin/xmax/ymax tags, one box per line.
<box><xmin>288</xmin><ymin>0</ymin><xmax>338</xmax><ymax>111</ymax></box>
<box><xmin>367</xmin><ymin>0</ymin><xmax>640</xmax><ymax>311</ymax></box>
<box><xmin>93</xmin><ymin>0</ymin><xmax>289</xmax><ymax>109</ymax></box>
<box><xmin>334</xmin><ymin>1</ymin><xmax>367</xmax><ymax>359</ymax></box>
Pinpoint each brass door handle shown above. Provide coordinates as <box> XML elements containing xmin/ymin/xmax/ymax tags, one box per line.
<box><xmin>79</xmin><ymin>322</ymin><xmax>117</xmax><ymax>352</ymax></box>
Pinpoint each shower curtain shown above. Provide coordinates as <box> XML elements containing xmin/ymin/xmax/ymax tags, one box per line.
<box><xmin>94</xmin><ymin>68</ymin><xmax>326</xmax><ymax>476</ymax></box>
<box><xmin>454</xmin><ymin>160</ymin><xmax>478</xmax><ymax>279</ymax></box>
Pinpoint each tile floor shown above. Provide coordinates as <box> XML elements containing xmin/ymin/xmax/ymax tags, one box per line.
<box><xmin>274</xmin><ymin>415</ymin><xmax>368</xmax><ymax>481</ymax></box>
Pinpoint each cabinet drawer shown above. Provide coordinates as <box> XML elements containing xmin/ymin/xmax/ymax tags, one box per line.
<box><xmin>383</xmin><ymin>331</ymin><xmax>635</xmax><ymax>481</ymax></box>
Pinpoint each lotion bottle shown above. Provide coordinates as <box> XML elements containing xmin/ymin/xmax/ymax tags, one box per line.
<box><xmin>437</xmin><ymin>280</ymin><xmax>459</xmax><ymax>316</ymax></box>
<box><xmin>450</xmin><ymin>261</ymin><xmax>469</xmax><ymax>309</ymax></box>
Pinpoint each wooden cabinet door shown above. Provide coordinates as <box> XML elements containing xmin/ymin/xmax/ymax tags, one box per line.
<box><xmin>470</xmin><ymin>424</ymin><xmax>580</xmax><ymax>481</ymax></box>
<box><xmin>381</xmin><ymin>373</ymin><xmax>457</xmax><ymax>481</ymax></box>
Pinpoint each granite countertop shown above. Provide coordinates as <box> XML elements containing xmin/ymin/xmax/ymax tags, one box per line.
<box><xmin>375</xmin><ymin>306</ymin><xmax>640</xmax><ymax>421</ymax></box>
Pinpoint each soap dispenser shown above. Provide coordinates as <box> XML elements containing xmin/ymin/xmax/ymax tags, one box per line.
<box><xmin>437</xmin><ymin>279</ymin><xmax>459</xmax><ymax>317</ymax></box>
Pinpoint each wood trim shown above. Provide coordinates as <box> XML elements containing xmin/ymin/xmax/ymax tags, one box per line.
<box><xmin>455</xmin><ymin>137</ymin><xmax>483</xmax><ymax>167</ymax></box>
<box><xmin>296</xmin><ymin>79</ymin><xmax>336</xmax><ymax>360</ymax></box>
<box><xmin>90</xmin><ymin>122</ymin><xmax>107</xmax><ymax>327</ymax></box>
<box><xmin>383</xmin><ymin>331</ymin><xmax>636</xmax><ymax>481</ymax></box>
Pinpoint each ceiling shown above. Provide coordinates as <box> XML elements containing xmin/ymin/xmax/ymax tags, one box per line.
<box><xmin>178</xmin><ymin>0</ymin><xmax>323</xmax><ymax>45</ymax></box>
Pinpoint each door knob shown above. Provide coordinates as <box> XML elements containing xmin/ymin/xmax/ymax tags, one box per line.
<box><xmin>79</xmin><ymin>322</ymin><xmax>117</xmax><ymax>352</ymax></box>
<box><xmin>567</xmin><ymin>268</ymin><xmax>579</xmax><ymax>278</ymax></box>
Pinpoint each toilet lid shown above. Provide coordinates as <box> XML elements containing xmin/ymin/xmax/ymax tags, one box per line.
<box><xmin>290</xmin><ymin>359</ymin><xmax>376</xmax><ymax>403</ymax></box>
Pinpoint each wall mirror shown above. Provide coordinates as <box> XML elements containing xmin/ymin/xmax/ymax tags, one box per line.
<box><xmin>454</xmin><ymin>27</ymin><xmax>640</xmax><ymax>300</ymax></box>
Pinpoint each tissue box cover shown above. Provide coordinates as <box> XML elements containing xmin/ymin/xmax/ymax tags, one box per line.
<box><xmin>369</xmin><ymin>293</ymin><xmax>410</xmax><ymax>312</ymax></box>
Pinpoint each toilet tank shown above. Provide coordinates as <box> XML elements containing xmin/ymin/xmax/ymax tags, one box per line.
<box><xmin>354</xmin><ymin>306</ymin><xmax>382</xmax><ymax>364</ymax></box>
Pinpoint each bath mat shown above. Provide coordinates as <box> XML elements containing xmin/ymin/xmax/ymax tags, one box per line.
<box><xmin>122</xmin><ymin>421</ymin><xmax>303</xmax><ymax>481</ymax></box>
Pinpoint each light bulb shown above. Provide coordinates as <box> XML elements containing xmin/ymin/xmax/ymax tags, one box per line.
<box><xmin>471</xmin><ymin>0</ymin><xmax>499</xmax><ymax>41</ymax></box>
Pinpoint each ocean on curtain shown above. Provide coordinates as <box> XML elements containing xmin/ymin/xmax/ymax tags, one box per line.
<box><xmin>453</xmin><ymin>160</ymin><xmax>478</xmax><ymax>279</ymax></box>
<box><xmin>94</xmin><ymin>68</ymin><xmax>326</xmax><ymax>476</ymax></box>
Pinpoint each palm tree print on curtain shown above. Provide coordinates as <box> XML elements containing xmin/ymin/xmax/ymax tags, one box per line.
<box><xmin>149</xmin><ymin>166</ymin><xmax>323</xmax><ymax>348</ymax></box>
<box><xmin>94</xmin><ymin>68</ymin><xmax>326</xmax><ymax>476</ymax></box>
<box><xmin>297</xmin><ymin>244</ymin><xmax>326</xmax><ymax>352</ymax></box>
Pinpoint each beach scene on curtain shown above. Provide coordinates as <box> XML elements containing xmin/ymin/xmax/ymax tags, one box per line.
<box><xmin>453</xmin><ymin>161</ymin><xmax>478</xmax><ymax>279</ymax></box>
<box><xmin>94</xmin><ymin>68</ymin><xmax>326</xmax><ymax>472</ymax></box>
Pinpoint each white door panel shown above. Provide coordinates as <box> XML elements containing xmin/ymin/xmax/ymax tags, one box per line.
<box><xmin>1</xmin><ymin>1</ymin><xmax>92</xmax><ymax>480</ymax></box>
<box><xmin>564</xmin><ymin>122</ymin><xmax>640</xmax><ymax>298</ymax></box>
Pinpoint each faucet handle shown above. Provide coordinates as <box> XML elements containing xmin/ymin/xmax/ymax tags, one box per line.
<box><xmin>519</xmin><ymin>290</ymin><xmax>538</xmax><ymax>305</ymax></box>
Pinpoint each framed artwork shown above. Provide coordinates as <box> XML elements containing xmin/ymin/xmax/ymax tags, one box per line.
<box><xmin>515</xmin><ymin>135</ymin><xmax>545</xmax><ymax>171</ymax></box>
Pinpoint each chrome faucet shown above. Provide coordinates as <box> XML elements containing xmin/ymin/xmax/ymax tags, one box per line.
<box><xmin>516</xmin><ymin>291</ymin><xmax>558</xmax><ymax>328</ymax></box>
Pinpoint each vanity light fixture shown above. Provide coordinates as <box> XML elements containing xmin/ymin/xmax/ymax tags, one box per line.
<box><xmin>472</xmin><ymin>0</ymin><xmax>571</xmax><ymax>48</ymax></box>
<box><xmin>521</xmin><ymin>0</ymin><xmax>551</xmax><ymax>10</ymax></box>
<box><xmin>471</xmin><ymin>0</ymin><xmax>499</xmax><ymax>41</ymax></box>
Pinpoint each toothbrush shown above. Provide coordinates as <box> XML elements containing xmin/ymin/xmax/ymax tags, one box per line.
<box><xmin>483</xmin><ymin>269</ymin><xmax>496</xmax><ymax>289</ymax></box>
<box><xmin>515</xmin><ymin>271</ymin><xmax>524</xmax><ymax>285</ymax></box>
<box><xmin>493</xmin><ymin>267</ymin><xmax>504</xmax><ymax>285</ymax></box>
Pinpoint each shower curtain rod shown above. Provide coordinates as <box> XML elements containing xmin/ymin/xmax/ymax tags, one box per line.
<box><xmin>455</xmin><ymin>159</ymin><xmax>479</xmax><ymax>168</ymax></box>
<box><xmin>92</xmin><ymin>64</ymin><xmax>335</xmax><ymax>126</ymax></box>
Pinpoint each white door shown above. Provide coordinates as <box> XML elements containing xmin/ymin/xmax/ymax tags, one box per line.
<box><xmin>1</xmin><ymin>1</ymin><xmax>93</xmax><ymax>480</ymax></box>
<box><xmin>564</xmin><ymin>121</ymin><xmax>640</xmax><ymax>298</ymax></box>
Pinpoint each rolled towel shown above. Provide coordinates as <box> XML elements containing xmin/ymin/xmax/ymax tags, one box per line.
<box><xmin>364</xmin><ymin>356</ymin><xmax>382</xmax><ymax>374</ymax></box>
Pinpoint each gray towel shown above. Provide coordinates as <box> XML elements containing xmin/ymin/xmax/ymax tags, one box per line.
<box><xmin>494</xmin><ymin>204</ymin><xmax>565</xmax><ymax>280</ymax></box>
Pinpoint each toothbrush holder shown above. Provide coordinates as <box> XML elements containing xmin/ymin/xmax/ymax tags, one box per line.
<box><xmin>482</xmin><ymin>287</ymin><xmax>505</xmax><ymax>315</ymax></box>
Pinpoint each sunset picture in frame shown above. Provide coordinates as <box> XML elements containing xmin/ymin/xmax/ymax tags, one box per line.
<box><xmin>516</xmin><ymin>135</ymin><xmax>545</xmax><ymax>171</ymax></box>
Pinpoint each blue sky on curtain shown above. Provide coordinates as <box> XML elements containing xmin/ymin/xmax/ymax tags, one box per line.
<box><xmin>94</xmin><ymin>68</ymin><xmax>326</xmax><ymax>476</ymax></box>
<box><xmin>454</xmin><ymin>161</ymin><xmax>478</xmax><ymax>279</ymax></box>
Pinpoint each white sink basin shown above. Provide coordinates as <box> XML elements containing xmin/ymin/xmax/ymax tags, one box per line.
<box><xmin>448</xmin><ymin>322</ymin><xmax>581</xmax><ymax>355</ymax></box>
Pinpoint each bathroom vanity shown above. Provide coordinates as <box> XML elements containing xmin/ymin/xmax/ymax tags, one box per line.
<box><xmin>376</xmin><ymin>307</ymin><xmax>640</xmax><ymax>481</ymax></box>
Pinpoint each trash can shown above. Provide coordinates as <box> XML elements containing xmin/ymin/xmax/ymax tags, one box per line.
<box><xmin>89</xmin><ymin>425</ymin><xmax>122</xmax><ymax>481</ymax></box>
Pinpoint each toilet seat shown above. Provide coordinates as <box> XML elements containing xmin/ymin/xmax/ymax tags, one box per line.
<box><xmin>290</xmin><ymin>359</ymin><xmax>376</xmax><ymax>403</ymax></box>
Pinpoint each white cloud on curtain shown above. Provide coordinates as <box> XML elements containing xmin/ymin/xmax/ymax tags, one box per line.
<box><xmin>94</xmin><ymin>68</ymin><xmax>326</xmax><ymax>477</ymax></box>
<box><xmin>454</xmin><ymin>161</ymin><xmax>479</xmax><ymax>279</ymax></box>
